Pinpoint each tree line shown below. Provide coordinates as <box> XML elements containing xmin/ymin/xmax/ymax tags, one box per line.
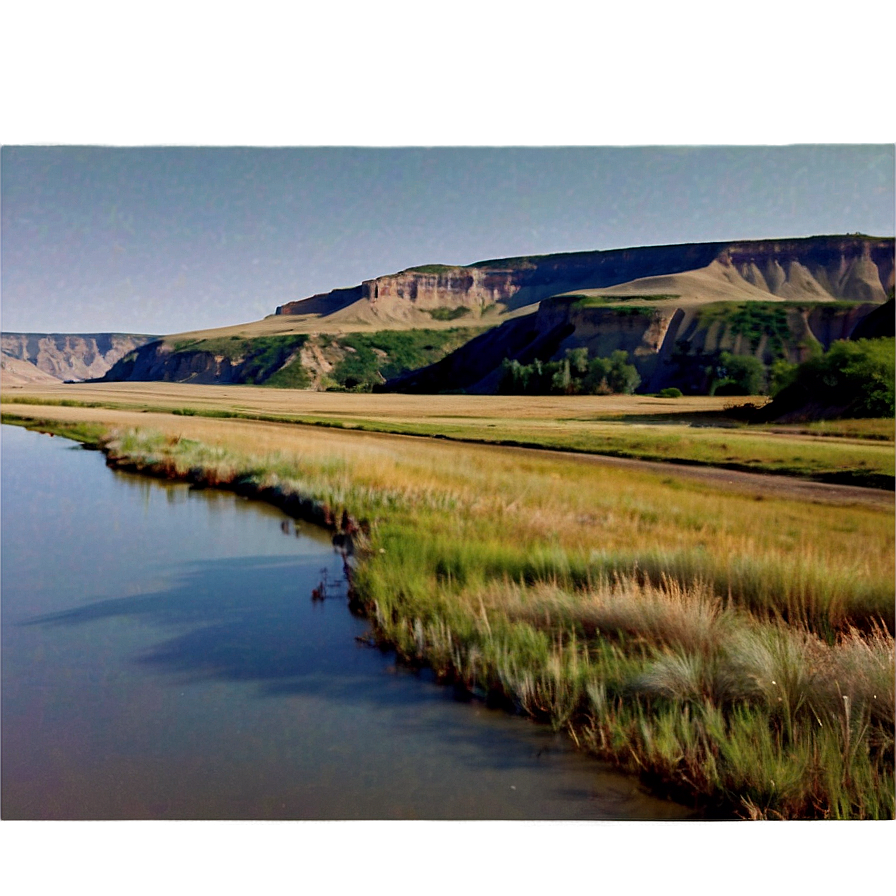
<box><xmin>499</xmin><ymin>348</ymin><xmax>640</xmax><ymax>395</ymax></box>
<box><xmin>496</xmin><ymin>337</ymin><xmax>894</xmax><ymax>418</ymax></box>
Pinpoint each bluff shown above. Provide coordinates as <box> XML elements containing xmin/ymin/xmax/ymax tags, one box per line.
<box><xmin>386</xmin><ymin>297</ymin><xmax>892</xmax><ymax>395</ymax></box>
<box><xmin>277</xmin><ymin>236</ymin><xmax>894</xmax><ymax>325</ymax></box>
<box><xmin>97</xmin><ymin>329</ymin><xmax>485</xmax><ymax>390</ymax></box>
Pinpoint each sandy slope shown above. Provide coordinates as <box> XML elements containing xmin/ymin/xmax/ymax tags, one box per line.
<box><xmin>162</xmin><ymin>304</ymin><xmax>534</xmax><ymax>344</ymax></box>
<box><xmin>158</xmin><ymin>256</ymin><xmax>853</xmax><ymax>346</ymax></box>
<box><xmin>559</xmin><ymin>260</ymin><xmax>806</xmax><ymax>306</ymax></box>
<box><xmin>0</xmin><ymin>355</ymin><xmax>62</xmax><ymax>386</ymax></box>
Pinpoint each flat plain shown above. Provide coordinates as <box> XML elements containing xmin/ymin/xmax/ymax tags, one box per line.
<box><xmin>3</xmin><ymin>382</ymin><xmax>893</xmax><ymax>489</ymax></box>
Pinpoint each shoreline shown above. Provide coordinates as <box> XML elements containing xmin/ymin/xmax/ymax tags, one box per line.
<box><xmin>11</xmin><ymin>417</ymin><xmax>713</xmax><ymax>818</ymax></box>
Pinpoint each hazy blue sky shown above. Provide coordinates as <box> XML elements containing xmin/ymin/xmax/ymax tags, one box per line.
<box><xmin>0</xmin><ymin>0</ymin><xmax>894</xmax><ymax>333</ymax></box>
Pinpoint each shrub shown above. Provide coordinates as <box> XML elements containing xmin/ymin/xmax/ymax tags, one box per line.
<box><xmin>769</xmin><ymin>359</ymin><xmax>798</xmax><ymax>396</ymax></box>
<box><xmin>424</xmin><ymin>306</ymin><xmax>472</xmax><ymax>321</ymax></box>
<box><xmin>710</xmin><ymin>352</ymin><xmax>766</xmax><ymax>396</ymax></box>
<box><xmin>766</xmin><ymin>338</ymin><xmax>895</xmax><ymax>419</ymax></box>
<box><xmin>329</xmin><ymin>328</ymin><xmax>482</xmax><ymax>390</ymax></box>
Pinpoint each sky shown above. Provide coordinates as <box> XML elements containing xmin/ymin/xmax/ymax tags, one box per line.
<box><xmin>0</xmin><ymin>0</ymin><xmax>896</xmax><ymax>334</ymax></box>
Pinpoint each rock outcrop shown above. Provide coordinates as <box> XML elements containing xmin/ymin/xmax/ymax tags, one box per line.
<box><xmin>277</xmin><ymin>236</ymin><xmax>894</xmax><ymax>324</ymax></box>
<box><xmin>93</xmin><ymin>236</ymin><xmax>896</xmax><ymax>393</ymax></box>
<box><xmin>101</xmin><ymin>341</ymin><xmax>248</xmax><ymax>384</ymax></box>
<box><xmin>0</xmin><ymin>332</ymin><xmax>158</xmax><ymax>382</ymax></box>
<box><xmin>0</xmin><ymin>354</ymin><xmax>62</xmax><ymax>386</ymax></box>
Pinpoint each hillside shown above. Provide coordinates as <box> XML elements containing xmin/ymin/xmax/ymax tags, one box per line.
<box><xmin>387</xmin><ymin>296</ymin><xmax>890</xmax><ymax>395</ymax></box>
<box><xmin>0</xmin><ymin>354</ymin><xmax>62</xmax><ymax>386</ymax></box>
<box><xmin>98</xmin><ymin>328</ymin><xmax>487</xmax><ymax>391</ymax></box>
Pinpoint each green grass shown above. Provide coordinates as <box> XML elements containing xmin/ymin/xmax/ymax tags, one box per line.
<box><xmin>700</xmin><ymin>302</ymin><xmax>794</xmax><ymax>356</ymax></box>
<box><xmin>0</xmin><ymin>416</ymin><xmax>108</xmax><ymax>446</ymax></box>
<box><xmin>800</xmin><ymin>419</ymin><xmax>895</xmax><ymax>440</ymax></box>
<box><xmin>550</xmin><ymin>294</ymin><xmax>661</xmax><ymax>315</ymax></box>
<box><xmin>605</xmin><ymin>305</ymin><xmax>656</xmax><ymax>317</ymax></box>
<box><xmin>329</xmin><ymin>328</ymin><xmax>484</xmax><ymax>390</ymax></box>
<box><xmin>166</xmin><ymin>334</ymin><xmax>309</xmax><ymax>385</ymax></box>
<box><xmin>6</xmin><ymin>392</ymin><xmax>890</xmax><ymax>488</ymax></box>
<box><xmin>280</xmin><ymin>414</ymin><xmax>895</xmax><ymax>489</ymax></box>
<box><xmin>405</xmin><ymin>264</ymin><xmax>458</xmax><ymax>275</ymax></box>
<box><xmin>562</xmin><ymin>293</ymin><xmax>680</xmax><ymax>306</ymax></box>
<box><xmin>697</xmin><ymin>301</ymin><xmax>867</xmax><ymax>362</ymax></box>
<box><xmin>262</xmin><ymin>358</ymin><xmax>311</xmax><ymax>389</ymax></box>
<box><xmin>423</xmin><ymin>306</ymin><xmax>473</xmax><ymax>321</ymax></box>
<box><xmin>1</xmin><ymin>397</ymin><xmax>111</xmax><ymax>409</ymax></box>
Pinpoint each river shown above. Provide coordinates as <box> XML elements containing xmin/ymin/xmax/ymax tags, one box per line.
<box><xmin>1</xmin><ymin>423</ymin><xmax>692</xmax><ymax>820</ymax></box>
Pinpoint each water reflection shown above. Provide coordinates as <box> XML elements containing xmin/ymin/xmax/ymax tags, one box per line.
<box><xmin>2</xmin><ymin>424</ymin><xmax>693</xmax><ymax>820</ymax></box>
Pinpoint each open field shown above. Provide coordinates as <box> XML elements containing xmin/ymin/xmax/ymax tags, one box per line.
<box><xmin>3</xmin><ymin>383</ymin><xmax>893</xmax><ymax>488</ymax></box>
<box><xmin>2</xmin><ymin>394</ymin><xmax>894</xmax><ymax>818</ymax></box>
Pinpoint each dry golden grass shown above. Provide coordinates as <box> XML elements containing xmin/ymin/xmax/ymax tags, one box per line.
<box><xmin>1</xmin><ymin>380</ymin><xmax>737</xmax><ymax>419</ymax></box>
<box><xmin>6</xmin><ymin>383</ymin><xmax>891</xmax><ymax>490</ymax></box>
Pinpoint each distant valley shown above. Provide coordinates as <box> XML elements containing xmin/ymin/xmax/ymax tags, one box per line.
<box><xmin>1</xmin><ymin>332</ymin><xmax>157</xmax><ymax>385</ymax></box>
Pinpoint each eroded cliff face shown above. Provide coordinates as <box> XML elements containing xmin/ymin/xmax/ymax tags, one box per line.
<box><xmin>277</xmin><ymin>236</ymin><xmax>894</xmax><ymax>322</ymax></box>
<box><xmin>0</xmin><ymin>333</ymin><xmax>158</xmax><ymax>382</ymax></box>
<box><xmin>99</xmin><ymin>339</ymin><xmax>305</xmax><ymax>385</ymax></box>
<box><xmin>724</xmin><ymin>238</ymin><xmax>893</xmax><ymax>303</ymax></box>
<box><xmin>386</xmin><ymin>297</ymin><xmax>889</xmax><ymax>395</ymax></box>
<box><xmin>544</xmin><ymin>300</ymin><xmax>887</xmax><ymax>392</ymax></box>
<box><xmin>103</xmin><ymin>341</ymin><xmax>243</xmax><ymax>384</ymax></box>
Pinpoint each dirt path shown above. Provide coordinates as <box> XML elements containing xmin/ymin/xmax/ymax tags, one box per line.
<box><xmin>525</xmin><ymin>445</ymin><xmax>894</xmax><ymax>509</ymax></box>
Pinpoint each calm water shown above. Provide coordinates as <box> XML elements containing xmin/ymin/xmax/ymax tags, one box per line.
<box><xmin>1</xmin><ymin>424</ymin><xmax>692</xmax><ymax>820</ymax></box>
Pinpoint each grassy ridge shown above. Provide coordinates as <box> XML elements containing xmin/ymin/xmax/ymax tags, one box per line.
<box><xmin>4</xmin><ymin>409</ymin><xmax>892</xmax><ymax>818</ymax></box>
<box><xmin>562</xmin><ymin>293</ymin><xmax>680</xmax><ymax>307</ymax></box>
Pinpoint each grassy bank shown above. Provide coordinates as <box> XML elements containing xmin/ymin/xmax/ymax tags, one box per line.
<box><xmin>4</xmin><ymin>408</ymin><xmax>893</xmax><ymax>818</ymax></box>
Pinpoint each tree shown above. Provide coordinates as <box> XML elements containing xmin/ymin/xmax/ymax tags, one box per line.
<box><xmin>711</xmin><ymin>352</ymin><xmax>766</xmax><ymax>395</ymax></box>
<box><xmin>769</xmin><ymin>358</ymin><xmax>798</xmax><ymax>396</ymax></box>
<box><xmin>551</xmin><ymin>359</ymin><xmax>572</xmax><ymax>394</ymax></box>
<box><xmin>606</xmin><ymin>350</ymin><xmax>641</xmax><ymax>394</ymax></box>
<box><xmin>499</xmin><ymin>348</ymin><xmax>641</xmax><ymax>396</ymax></box>
<box><xmin>764</xmin><ymin>338</ymin><xmax>894</xmax><ymax>419</ymax></box>
<box><xmin>566</xmin><ymin>347</ymin><xmax>590</xmax><ymax>377</ymax></box>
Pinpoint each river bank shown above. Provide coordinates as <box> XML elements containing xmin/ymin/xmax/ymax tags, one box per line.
<box><xmin>3</xmin><ymin>407</ymin><xmax>893</xmax><ymax>818</ymax></box>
